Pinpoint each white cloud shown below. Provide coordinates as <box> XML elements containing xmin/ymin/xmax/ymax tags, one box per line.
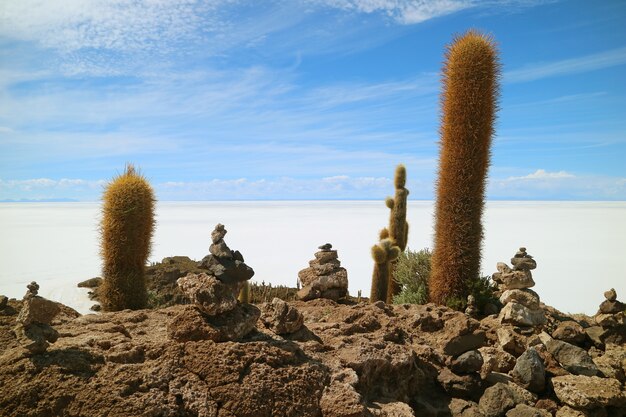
<box><xmin>505</xmin><ymin>169</ymin><xmax>575</xmax><ymax>181</ymax></box>
<box><xmin>505</xmin><ymin>46</ymin><xmax>626</xmax><ymax>83</ymax></box>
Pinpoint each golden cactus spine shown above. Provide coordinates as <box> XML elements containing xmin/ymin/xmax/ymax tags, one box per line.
<box><xmin>370</xmin><ymin>235</ymin><xmax>400</xmax><ymax>303</ymax></box>
<box><xmin>385</xmin><ymin>164</ymin><xmax>409</xmax><ymax>303</ymax></box>
<box><xmin>238</xmin><ymin>281</ymin><xmax>250</xmax><ymax>304</ymax></box>
<box><xmin>100</xmin><ymin>164</ymin><xmax>155</xmax><ymax>311</ymax></box>
<box><xmin>430</xmin><ymin>30</ymin><xmax>500</xmax><ymax>306</ymax></box>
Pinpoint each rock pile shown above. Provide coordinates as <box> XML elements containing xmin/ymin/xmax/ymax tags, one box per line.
<box><xmin>12</xmin><ymin>282</ymin><xmax>61</xmax><ymax>355</ymax></box>
<box><xmin>297</xmin><ymin>243</ymin><xmax>348</xmax><ymax>301</ymax></box>
<box><xmin>167</xmin><ymin>224</ymin><xmax>260</xmax><ymax>342</ymax></box>
<box><xmin>592</xmin><ymin>288</ymin><xmax>626</xmax><ymax>345</ymax></box>
<box><xmin>493</xmin><ymin>247</ymin><xmax>545</xmax><ymax>327</ymax></box>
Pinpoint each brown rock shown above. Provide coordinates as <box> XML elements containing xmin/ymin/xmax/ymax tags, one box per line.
<box><xmin>551</xmin><ymin>375</ymin><xmax>626</xmax><ymax>410</ymax></box>
<box><xmin>604</xmin><ymin>288</ymin><xmax>617</xmax><ymax>302</ymax></box>
<box><xmin>500</xmin><ymin>302</ymin><xmax>545</xmax><ymax>327</ymax></box>
<box><xmin>599</xmin><ymin>299</ymin><xmax>626</xmax><ymax>314</ymax></box>
<box><xmin>177</xmin><ymin>273</ymin><xmax>237</xmax><ymax>316</ymax></box>
<box><xmin>451</xmin><ymin>350</ymin><xmax>484</xmax><ymax>374</ymax></box>
<box><xmin>497</xmin><ymin>270</ymin><xmax>535</xmax><ymax>290</ymax></box>
<box><xmin>479</xmin><ymin>382</ymin><xmax>537</xmax><ymax>417</ymax></box>
<box><xmin>449</xmin><ymin>399</ymin><xmax>483</xmax><ymax>417</ymax></box>
<box><xmin>505</xmin><ymin>404</ymin><xmax>550</xmax><ymax>417</ymax></box>
<box><xmin>260</xmin><ymin>298</ymin><xmax>304</xmax><ymax>335</ymax></box>
<box><xmin>553</xmin><ymin>321</ymin><xmax>586</xmax><ymax>345</ymax></box>
<box><xmin>534</xmin><ymin>398</ymin><xmax>558</xmax><ymax>415</ymax></box>
<box><xmin>479</xmin><ymin>346</ymin><xmax>517</xmax><ymax>376</ymax></box>
<box><xmin>314</xmin><ymin>249</ymin><xmax>339</xmax><ymax>263</ymax></box>
<box><xmin>500</xmin><ymin>289</ymin><xmax>540</xmax><ymax>310</ymax></box>
<box><xmin>167</xmin><ymin>304</ymin><xmax>260</xmax><ymax>342</ymax></box>
<box><xmin>16</xmin><ymin>296</ymin><xmax>61</xmax><ymax>326</ymax></box>
<box><xmin>440</xmin><ymin>315</ymin><xmax>486</xmax><ymax>357</ymax></box>
<box><xmin>437</xmin><ymin>368</ymin><xmax>482</xmax><ymax>401</ymax></box>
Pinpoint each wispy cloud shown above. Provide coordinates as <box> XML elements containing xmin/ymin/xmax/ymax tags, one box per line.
<box><xmin>504</xmin><ymin>169</ymin><xmax>575</xmax><ymax>181</ymax></box>
<box><xmin>504</xmin><ymin>46</ymin><xmax>626</xmax><ymax>83</ymax></box>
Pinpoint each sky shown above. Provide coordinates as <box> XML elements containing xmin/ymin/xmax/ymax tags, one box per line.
<box><xmin>1</xmin><ymin>0</ymin><xmax>625</xmax><ymax>201</ymax></box>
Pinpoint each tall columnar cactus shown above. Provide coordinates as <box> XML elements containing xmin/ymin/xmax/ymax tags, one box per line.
<box><xmin>429</xmin><ymin>30</ymin><xmax>500</xmax><ymax>306</ymax></box>
<box><xmin>100</xmin><ymin>164</ymin><xmax>155</xmax><ymax>311</ymax></box>
<box><xmin>370</xmin><ymin>234</ymin><xmax>400</xmax><ymax>303</ymax></box>
<box><xmin>385</xmin><ymin>164</ymin><xmax>409</xmax><ymax>302</ymax></box>
<box><xmin>238</xmin><ymin>281</ymin><xmax>250</xmax><ymax>304</ymax></box>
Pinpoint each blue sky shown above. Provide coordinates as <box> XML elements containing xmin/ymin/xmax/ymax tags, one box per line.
<box><xmin>1</xmin><ymin>0</ymin><xmax>625</xmax><ymax>201</ymax></box>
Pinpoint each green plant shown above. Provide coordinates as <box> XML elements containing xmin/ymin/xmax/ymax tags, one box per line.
<box><xmin>100</xmin><ymin>164</ymin><xmax>155</xmax><ymax>311</ymax></box>
<box><xmin>370</xmin><ymin>236</ymin><xmax>400</xmax><ymax>303</ymax></box>
<box><xmin>429</xmin><ymin>30</ymin><xmax>500</xmax><ymax>306</ymax></box>
<box><xmin>385</xmin><ymin>164</ymin><xmax>409</xmax><ymax>302</ymax></box>
<box><xmin>393</xmin><ymin>248</ymin><xmax>432</xmax><ymax>305</ymax></box>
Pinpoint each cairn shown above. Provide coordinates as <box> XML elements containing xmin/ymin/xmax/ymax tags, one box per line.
<box><xmin>493</xmin><ymin>248</ymin><xmax>545</xmax><ymax>327</ymax></box>
<box><xmin>297</xmin><ymin>243</ymin><xmax>348</xmax><ymax>301</ymax></box>
<box><xmin>168</xmin><ymin>224</ymin><xmax>259</xmax><ymax>342</ymax></box>
<box><xmin>593</xmin><ymin>288</ymin><xmax>626</xmax><ymax>345</ymax></box>
<box><xmin>465</xmin><ymin>294</ymin><xmax>479</xmax><ymax>318</ymax></box>
<box><xmin>13</xmin><ymin>282</ymin><xmax>61</xmax><ymax>355</ymax></box>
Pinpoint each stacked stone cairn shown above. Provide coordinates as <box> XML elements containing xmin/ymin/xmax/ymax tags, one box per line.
<box><xmin>13</xmin><ymin>282</ymin><xmax>61</xmax><ymax>355</ymax></box>
<box><xmin>167</xmin><ymin>224</ymin><xmax>260</xmax><ymax>342</ymax></box>
<box><xmin>592</xmin><ymin>288</ymin><xmax>626</xmax><ymax>345</ymax></box>
<box><xmin>297</xmin><ymin>243</ymin><xmax>348</xmax><ymax>301</ymax></box>
<box><xmin>493</xmin><ymin>247</ymin><xmax>546</xmax><ymax>327</ymax></box>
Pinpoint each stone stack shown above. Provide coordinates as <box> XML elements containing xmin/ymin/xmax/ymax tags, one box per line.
<box><xmin>297</xmin><ymin>243</ymin><xmax>348</xmax><ymax>301</ymax></box>
<box><xmin>493</xmin><ymin>248</ymin><xmax>545</xmax><ymax>327</ymax></box>
<box><xmin>593</xmin><ymin>288</ymin><xmax>626</xmax><ymax>345</ymax></box>
<box><xmin>13</xmin><ymin>281</ymin><xmax>61</xmax><ymax>355</ymax></box>
<box><xmin>167</xmin><ymin>224</ymin><xmax>260</xmax><ymax>342</ymax></box>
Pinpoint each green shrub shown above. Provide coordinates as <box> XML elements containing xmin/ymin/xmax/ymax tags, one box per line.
<box><xmin>393</xmin><ymin>248</ymin><xmax>432</xmax><ymax>305</ymax></box>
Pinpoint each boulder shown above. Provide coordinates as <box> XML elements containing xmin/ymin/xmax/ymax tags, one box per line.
<box><xmin>479</xmin><ymin>346</ymin><xmax>516</xmax><ymax>376</ymax></box>
<box><xmin>499</xmin><ymin>302</ymin><xmax>545</xmax><ymax>327</ymax></box>
<box><xmin>451</xmin><ymin>350</ymin><xmax>484</xmax><ymax>374</ymax></box>
<box><xmin>545</xmin><ymin>339</ymin><xmax>600</xmax><ymax>376</ymax></box>
<box><xmin>494</xmin><ymin>270</ymin><xmax>535</xmax><ymax>290</ymax></box>
<box><xmin>260</xmin><ymin>298</ymin><xmax>304</xmax><ymax>335</ymax></box>
<box><xmin>168</xmin><ymin>304</ymin><xmax>260</xmax><ymax>343</ymax></box>
<box><xmin>511</xmin><ymin>347</ymin><xmax>545</xmax><ymax>393</ymax></box>
<box><xmin>478</xmin><ymin>382</ymin><xmax>536</xmax><ymax>417</ymax></box>
<box><xmin>551</xmin><ymin>375</ymin><xmax>626</xmax><ymax>410</ymax></box>
<box><xmin>16</xmin><ymin>296</ymin><xmax>60</xmax><ymax>326</ymax></box>
<box><xmin>553</xmin><ymin>321</ymin><xmax>587</xmax><ymax>345</ymax></box>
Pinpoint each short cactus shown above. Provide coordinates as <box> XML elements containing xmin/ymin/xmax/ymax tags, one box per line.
<box><xmin>100</xmin><ymin>164</ymin><xmax>155</xmax><ymax>311</ymax></box>
<box><xmin>385</xmin><ymin>164</ymin><xmax>409</xmax><ymax>302</ymax></box>
<box><xmin>370</xmin><ymin>237</ymin><xmax>401</xmax><ymax>303</ymax></box>
<box><xmin>430</xmin><ymin>30</ymin><xmax>500</xmax><ymax>306</ymax></box>
<box><xmin>238</xmin><ymin>281</ymin><xmax>250</xmax><ymax>304</ymax></box>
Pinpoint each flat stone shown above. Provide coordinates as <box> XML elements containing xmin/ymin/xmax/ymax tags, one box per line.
<box><xmin>552</xmin><ymin>375</ymin><xmax>626</xmax><ymax>410</ymax></box>
<box><xmin>500</xmin><ymin>289</ymin><xmax>540</xmax><ymax>310</ymax></box>
<box><xmin>498</xmin><ymin>270</ymin><xmax>535</xmax><ymax>290</ymax></box>
<box><xmin>512</xmin><ymin>347</ymin><xmax>545</xmax><ymax>393</ymax></box>
<box><xmin>314</xmin><ymin>250</ymin><xmax>338</xmax><ymax>264</ymax></box>
<box><xmin>545</xmin><ymin>339</ymin><xmax>600</xmax><ymax>376</ymax></box>
<box><xmin>500</xmin><ymin>302</ymin><xmax>545</xmax><ymax>327</ymax></box>
<box><xmin>511</xmin><ymin>257</ymin><xmax>537</xmax><ymax>271</ymax></box>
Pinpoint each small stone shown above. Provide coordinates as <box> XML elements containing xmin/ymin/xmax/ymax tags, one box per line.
<box><xmin>512</xmin><ymin>347</ymin><xmax>545</xmax><ymax>393</ymax></box>
<box><xmin>77</xmin><ymin>277</ymin><xmax>102</xmax><ymax>288</ymax></box>
<box><xmin>604</xmin><ymin>288</ymin><xmax>617</xmax><ymax>302</ymax></box>
<box><xmin>260</xmin><ymin>298</ymin><xmax>304</xmax><ymax>335</ymax></box>
<box><xmin>26</xmin><ymin>281</ymin><xmax>40</xmax><ymax>297</ymax></box>
<box><xmin>511</xmin><ymin>257</ymin><xmax>537</xmax><ymax>271</ymax></box>
<box><xmin>318</xmin><ymin>243</ymin><xmax>332</xmax><ymax>251</ymax></box>
<box><xmin>314</xmin><ymin>250</ymin><xmax>339</xmax><ymax>264</ymax></box>
<box><xmin>209</xmin><ymin>241</ymin><xmax>233</xmax><ymax>258</ymax></box>
<box><xmin>465</xmin><ymin>295</ymin><xmax>479</xmax><ymax>318</ymax></box>
<box><xmin>17</xmin><ymin>296</ymin><xmax>61</xmax><ymax>326</ymax></box>
<box><xmin>451</xmin><ymin>350</ymin><xmax>484</xmax><ymax>374</ymax></box>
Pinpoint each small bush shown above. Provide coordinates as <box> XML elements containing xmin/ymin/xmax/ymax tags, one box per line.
<box><xmin>393</xmin><ymin>248</ymin><xmax>432</xmax><ymax>305</ymax></box>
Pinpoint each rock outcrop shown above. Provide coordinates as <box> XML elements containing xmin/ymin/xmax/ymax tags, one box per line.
<box><xmin>297</xmin><ymin>243</ymin><xmax>349</xmax><ymax>301</ymax></box>
<box><xmin>493</xmin><ymin>248</ymin><xmax>546</xmax><ymax>327</ymax></box>
<box><xmin>168</xmin><ymin>224</ymin><xmax>260</xmax><ymax>343</ymax></box>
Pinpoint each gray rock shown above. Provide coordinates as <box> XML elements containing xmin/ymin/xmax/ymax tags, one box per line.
<box><xmin>451</xmin><ymin>350</ymin><xmax>484</xmax><ymax>374</ymax></box>
<box><xmin>511</xmin><ymin>257</ymin><xmax>537</xmax><ymax>271</ymax></box>
<box><xmin>298</xmin><ymin>248</ymin><xmax>348</xmax><ymax>302</ymax></box>
<box><xmin>505</xmin><ymin>404</ymin><xmax>550</xmax><ymax>417</ymax></box>
<box><xmin>210</xmin><ymin>223</ymin><xmax>227</xmax><ymax>244</ymax></box>
<box><xmin>479</xmin><ymin>382</ymin><xmax>536</xmax><ymax>417</ymax></box>
<box><xmin>209</xmin><ymin>240</ymin><xmax>233</xmax><ymax>258</ymax></box>
<box><xmin>318</xmin><ymin>243</ymin><xmax>332</xmax><ymax>251</ymax></box>
<box><xmin>545</xmin><ymin>339</ymin><xmax>600</xmax><ymax>376</ymax></box>
<box><xmin>604</xmin><ymin>288</ymin><xmax>617</xmax><ymax>302</ymax></box>
<box><xmin>260</xmin><ymin>298</ymin><xmax>304</xmax><ymax>335</ymax></box>
<box><xmin>499</xmin><ymin>302</ymin><xmax>545</xmax><ymax>327</ymax></box>
<box><xmin>200</xmin><ymin>255</ymin><xmax>255</xmax><ymax>285</ymax></box>
<box><xmin>552</xmin><ymin>375</ymin><xmax>626</xmax><ymax>410</ymax></box>
<box><xmin>437</xmin><ymin>368</ymin><xmax>482</xmax><ymax>401</ymax></box>
<box><xmin>177</xmin><ymin>273</ymin><xmax>237</xmax><ymax>316</ymax></box>
<box><xmin>500</xmin><ymin>289</ymin><xmax>540</xmax><ymax>309</ymax></box>
<box><xmin>512</xmin><ymin>347</ymin><xmax>545</xmax><ymax>393</ymax></box>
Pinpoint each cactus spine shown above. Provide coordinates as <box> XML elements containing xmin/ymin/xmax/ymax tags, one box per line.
<box><xmin>385</xmin><ymin>164</ymin><xmax>409</xmax><ymax>303</ymax></box>
<box><xmin>370</xmin><ymin>234</ymin><xmax>400</xmax><ymax>303</ymax></box>
<box><xmin>238</xmin><ymin>281</ymin><xmax>250</xmax><ymax>304</ymax></box>
<box><xmin>429</xmin><ymin>30</ymin><xmax>500</xmax><ymax>306</ymax></box>
<box><xmin>100</xmin><ymin>164</ymin><xmax>155</xmax><ymax>311</ymax></box>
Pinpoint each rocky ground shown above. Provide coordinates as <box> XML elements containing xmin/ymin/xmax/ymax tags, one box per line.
<box><xmin>1</xmin><ymin>293</ymin><xmax>625</xmax><ymax>417</ymax></box>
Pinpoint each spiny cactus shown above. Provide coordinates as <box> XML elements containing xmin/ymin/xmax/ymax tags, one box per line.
<box><xmin>370</xmin><ymin>236</ymin><xmax>400</xmax><ymax>303</ymax></box>
<box><xmin>385</xmin><ymin>164</ymin><xmax>409</xmax><ymax>302</ymax></box>
<box><xmin>430</xmin><ymin>30</ymin><xmax>500</xmax><ymax>306</ymax></box>
<box><xmin>100</xmin><ymin>164</ymin><xmax>155</xmax><ymax>311</ymax></box>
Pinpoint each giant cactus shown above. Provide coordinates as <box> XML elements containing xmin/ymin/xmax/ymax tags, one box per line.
<box><xmin>429</xmin><ymin>30</ymin><xmax>500</xmax><ymax>306</ymax></box>
<box><xmin>100</xmin><ymin>164</ymin><xmax>155</xmax><ymax>311</ymax></box>
<box><xmin>370</xmin><ymin>232</ymin><xmax>401</xmax><ymax>303</ymax></box>
<box><xmin>385</xmin><ymin>164</ymin><xmax>409</xmax><ymax>303</ymax></box>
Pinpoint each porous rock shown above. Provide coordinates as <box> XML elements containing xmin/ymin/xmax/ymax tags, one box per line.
<box><xmin>449</xmin><ymin>399</ymin><xmax>483</xmax><ymax>417</ymax></box>
<box><xmin>505</xmin><ymin>404</ymin><xmax>550</xmax><ymax>417</ymax></box>
<box><xmin>177</xmin><ymin>273</ymin><xmax>237</xmax><ymax>316</ymax></box>
<box><xmin>551</xmin><ymin>375</ymin><xmax>626</xmax><ymax>410</ymax></box>
<box><xmin>500</xmin><ymin>302</ymin><xmax>545</xmax><ymax>327</ymax></box>
<box><xmin>553</xmin><ymin>321</ymin><xmax>586</xmax><ymax>345</ymax></box>
<box><xmin>500</xmin><ymin>289</ymin><xmax>540</xmax><ymax>310</ymax></box>
<box><xmin>511</xmin><ymin>347</ymin><xmax>545</xmax><ymax>393</ymax></box>
<box><xmin>479</xmin><ymin>382</ymin><xmax>536</xmax><ymax>417</ymax></box>
<box><xmin>260</xmin><ymin>297</ymin><xmax>304</xmax><ymax>335</ymax></box>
